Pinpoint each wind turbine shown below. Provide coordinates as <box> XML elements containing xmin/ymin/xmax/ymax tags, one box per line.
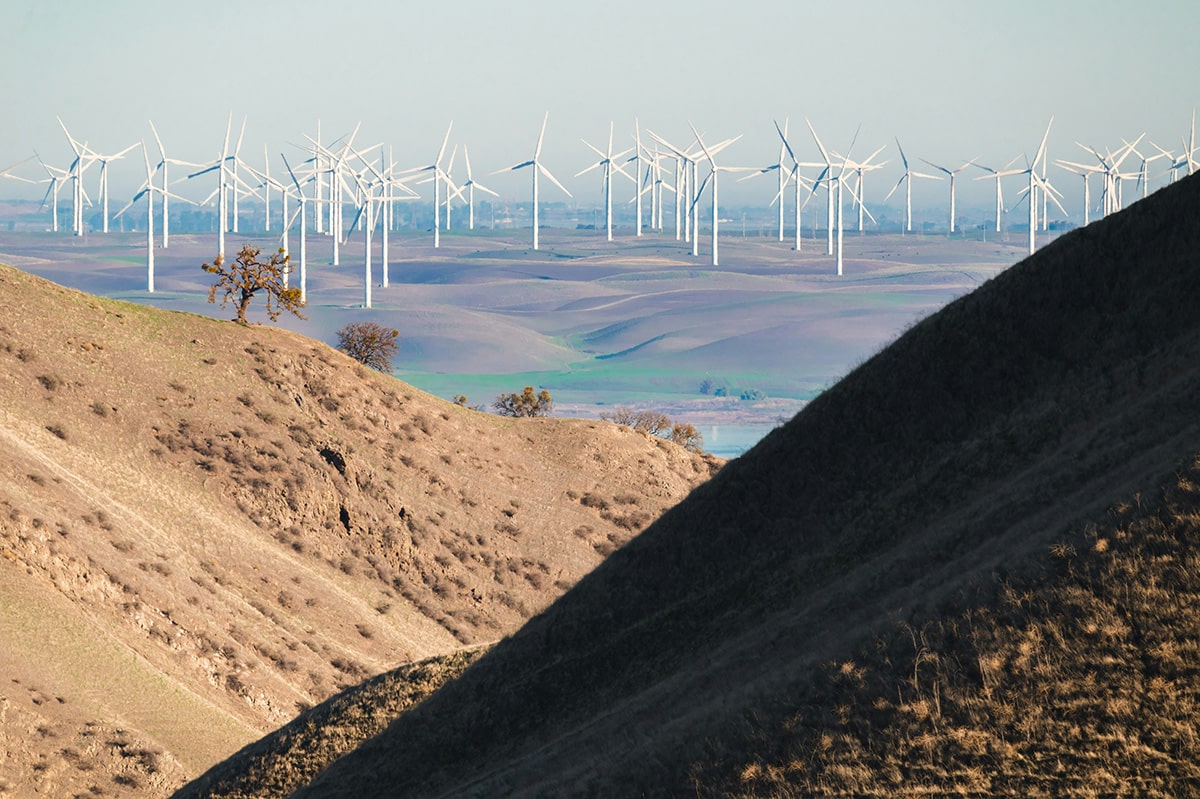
<box><xmin>87</xmin><ymin>141</ymin><xmax>138</xmax><ymax>233</ymax></box>
<box><xmin>920</xmin><ymin>157</ymin><xmax>974</xmax><ymax>234</ymax></box>
<box><xmin>647</xmin><ymin>130</ymin><xmax>705</xmax><ymax>250</ymax></box>
<box><xmin>771</xmin><ymin>119</ymin><xmax>822</xmax><ymax>251</ymax></box>
<box><xmin>187</xmin><ymin>114</ymin><xmax>236</xmax><ymax>259</ymax></box>
<box><xmin>458</xmin><ymin>146</ymin><xmax>497</xmax><ymax>230</ymax></box>
<box><xmin>577</xmin><ymin>122</ymin><xmax>636</xmax><ymax>241</ymax></box>
<box><xmin>971</xmin><ymin>155</ymin><xmax>1020</xmax><ymax>233</ymax></box>
<box><xmin>56</xmin><ymin>118</ymin><xmax>96</xmax><ymax>236</ymax></box>
<box><xmin>839</xmin><ymin>144</ymin><xmax>888</xmax><ymax>233</ymax></box>
<box><xmin>996</xmin><ymin>117</ymin><xmax>1058</xmax><ymax>255</ymax></box>
<box><xmin>114</xmin><ymin>142</ymin><xmax>193</xmax><ymax>293</ymax></box>
<box><xmin>397</xmin><ymin>122</ymin><xmax>454</xmax><ymax>247</ymax></box>
<box><xmin>32</xmin><ymin>156</ymin><xmax>68</xmax><ymax>232</ymax></box>
<box><xmin>492</xmin><ymin>112</ymin><xmax>572</xmax><ymax>251</ymax></box>
<box><xmin>739</xmin><ymin>119</ymin><xmax>792</xmax><ymax>243</ymax></box>
<box><xmin>688</xmin><ymin>122</ymin><xmax>754</xmax><ymax>267</ymax></box>
<box><xmin>147</xmin><ymin>120</ymin><xmax>199</xmax><ymax>249</ymax></box>
<box><xmin>806</xmin><ymin>120</ymin><xmax>861</xmax><ymax>275</ymax></box>
<box><xmin>884</xmin><ymin>139</ymin><xmax>942</xmax><ymax>233</ymax></box>
<box><xmin>281</xmin><ymin>153</ymin><xmax>314</xmax><ymax>304</ymax></box>
<box><xmin>1054</xmin><ymin>159</ymin><xmax>1101</xmax><ymax>226</ymax></box>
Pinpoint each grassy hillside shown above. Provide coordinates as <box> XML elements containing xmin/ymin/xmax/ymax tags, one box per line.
<box><xmin>0</xmin><ymin>264</ymin><xmax>719</xmax><ymax>797</ymax></box>
<box><xmin>252</xmin><ymin>175</ymin><xmax>1200</xmax><ymax>796</ymax></box>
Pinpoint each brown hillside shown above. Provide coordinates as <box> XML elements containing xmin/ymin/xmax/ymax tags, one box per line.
<box><xmin>0</xmin><ymin>264</ymin><xmax>719</xmax><ymax>797</ymax></box>
<box><xmin>266</xmin><ymin>175</ymin><xmax>1200</xmax><ymax>797</ymax></box>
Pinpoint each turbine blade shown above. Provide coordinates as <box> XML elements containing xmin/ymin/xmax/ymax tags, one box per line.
<box><xmin>539</xmin><ymin>163</ymin><xmax>572</xmax><ymax>197</ymax></box>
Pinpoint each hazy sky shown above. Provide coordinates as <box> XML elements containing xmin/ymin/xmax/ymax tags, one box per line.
<box><xmin>2</xmin><ymin>0</ymin><xmax>1197</xmax><ymax>213</ymax></box>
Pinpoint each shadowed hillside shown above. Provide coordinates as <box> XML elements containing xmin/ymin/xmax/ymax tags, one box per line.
<box><xmin>0</xmin><ymin>264</ymin><xmax>719</xmax><ymax>797</ymax></box>
<box><xmin>232</xmin><ymin>174</ymin><xmax>1200</xmax><ymax>796</ymax></box>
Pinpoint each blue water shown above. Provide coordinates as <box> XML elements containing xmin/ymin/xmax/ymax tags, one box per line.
<box><xmin>701</xmin><ymin>424</ymin><xmax>777</xmax><ymax>459</ymax></box>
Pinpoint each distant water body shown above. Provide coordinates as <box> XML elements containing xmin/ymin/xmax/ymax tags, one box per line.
<box><xmin>702</xmin><ymin>424</ymin><xmax>777</xmax><ymax>459</ymax></box>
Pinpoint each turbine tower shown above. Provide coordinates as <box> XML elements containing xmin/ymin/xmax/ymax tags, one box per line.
<box><xmin>688</xmin><ymin>122</ymin><xmax>753</xmax><ymax>267</ymax></box>
<box><xmin>884</xmin><ymin>138</ymin><xmax>941</xmax><ymax>233</ymax></box>
<box><xmin>577</xmin><ymin>122</ymin><xmax>636</xmax><ymax>242</ymax></box>
<box><xmin>492</xmin><ymin>112</ymin><xmax>572</xmax><ymax>251</ymax></box>
<box><xmin>920</xmin><ymin>157</ymin><xmax>974</xmax><ymax>234</ymax></box>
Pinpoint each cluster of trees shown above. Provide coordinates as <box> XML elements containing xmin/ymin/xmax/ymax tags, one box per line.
<box><xmin>493</xmin><ymin>387</ymin><xmax>554</xmax><ymax>417</ymax></box>
<box><xmin>598</xmin><ymin>407</ymin><xmax>704</xmax><ymax>453</ymax></box>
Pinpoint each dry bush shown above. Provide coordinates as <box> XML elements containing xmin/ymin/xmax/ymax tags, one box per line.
<box><xmin>600</xmin><ymin>407</ymin><xmax>704</xmax><ymax>452</ymax></box>
<box><xmin>493</xmin><ymin>387</ymin><xmax>553</xmax><ymax>417</ymax></box>
<box><xmin>336</xmin><ymin>322</ymin><xmax>400</xmax><ymax>372</ymax></box>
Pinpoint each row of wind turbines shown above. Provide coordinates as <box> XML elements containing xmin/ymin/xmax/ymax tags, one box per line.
<box><xmin>2</xmin><ymin>111</ymin><xmax>1196</xmax><ymax>305</ymax></box>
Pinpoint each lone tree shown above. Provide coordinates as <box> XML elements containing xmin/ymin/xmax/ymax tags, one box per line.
<box><xmin>494</xmin><ymin>387</ymin><xmax>553</xmax><ymax>417</ymax></box>
<box><xmin>337</xmin><ymin>321</ymin><xmax>400</xmax><ymax>372</ymax></box>
<box><xmin>202</xmin><ymin>245</ymin><xmax>305</xmax><ymax>324</ymax></box>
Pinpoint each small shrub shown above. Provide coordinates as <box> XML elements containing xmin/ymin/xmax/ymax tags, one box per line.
<box><xmin>45</xmin><ymin>423</ymin><xmax>67</xmax><ymax>440</ymax></box>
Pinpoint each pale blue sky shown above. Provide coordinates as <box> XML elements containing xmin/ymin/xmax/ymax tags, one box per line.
<box><xmin>2</xmin><ymin>0</ymin><xmax>1196</xmax><ymax>212</ymax></box>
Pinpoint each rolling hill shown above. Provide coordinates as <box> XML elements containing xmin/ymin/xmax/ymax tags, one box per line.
<box><xmin>0</xmin><ymin>264</ymin><xmax>720</xmax><ymax>797</ymax></box>
<box><xmin>191</xmin><ymin>174</ymin><xmax>1200</xmax><ymax>796</ymax></box>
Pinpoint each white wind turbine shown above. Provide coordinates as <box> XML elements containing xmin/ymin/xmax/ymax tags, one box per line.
<box><xmin>86</xmin><ymin>141</ymin><xmax>139</xmax><ymax>234</ymax></box>
<box><xmin>647</xmin><ymin>130</ymin><xmax>705</xmax><ymax>251</ymax></box>
<box><xmin>114</xmin><ymin>141</ymin><xmax>193</xmax><ymax>293</ymax></box>
<box><xmin>187</xmin><ymin>114</ymin><xmax>235</xmax><ymax>259</ymax></box>
<box><xmin>688</xmin><ymin>122</ymin><xmax>754</xmax><ymax>267</ymax></box>
<box><xmin>884</xmin><ymin>139</ymin><xmax>942</xmax><ymax>233</ymax></box>
<box><xmin>1073</xmin><ymin>135</ymin><xmax>1142</xmax><ymax>217</ymax></box>
<box><xmin>457</xmin><ymin>146</ymin><xmax>497</xmax><ymax>230</ymax></box>
<box><xmin>342</xmin><ymin>144</ymin><xmax>411</xmax><ymax>303</ymax></box>
<box><xmin>806</xmin><ymin>119</ymin><xmax>842</xmax><ymax>255</ymax></box>
<box><xmin>739</xmin><ymin>119</ymin><xmax>792</xmax><ymax>243</ymax></box>
<box><xmin>1054</xmin><ymin>159</ymin><xmax>1101</xmax><ymax>226</ymax></box>
<box><xmin>995</xmin><ymin>117</ymin><xmax>1059</xmax><ymax>255</ymax></box>
<box><xmin>32</xmin><ymin>156</ymin><xmax>69</xmax><ymax>232</ymax></box>
<box><xmin>576</xmin><ymin>122</ymin><xmax>636</xmax><ymax>241</ymax></box>
<box><xmin>772</xmin><ymin>119</ymin><xmax>822</xmax><ymax>251</ymax></box>
<box><xmin>346</xmin><ymin>166</ymin><xmax>385</xmax><ymax>308</ymax></box>
<box><xmin>840</xmin><ymin>144</ymin><xmax>888</xmax><ymax>233</ymax></box>
<box><xmin>397</xmin><ymin>122</ymin><xmax>454</xmax><ymax>247</ymax></box>
<box><xmin>281</xmin><ymin>153</ymin><xmax>323</xmax><ymax>304</ymax></box>
<box><xmin>806</xmin><ymin>121</ymin><xmax>861</xmax><ymax>275</ymax></box>
<box><xmin>56</xmin><ymin>118</ymin><xmax>96</xmax><ymax>236</ymax></box>
<box><xmin>147</xmin><ymin>120</ymin><xmax>199</xmax><ymax>249</ymax></box>
<box><xmin>1128</xmin><ymin>142</ymin><xmax>1169</xmax><ymax>200</ymax></box>
<box><xmin>920</xmin><ymin>157</ymin><xmax>975</xmax><ymax>234</ymax></box>
<box><xmin>492</xmin><ymin>113</ymin><xmax>572</xmax><ymax>251</ymax></box>
<box><xmin>971</xmin><ymin>155</ymin><xmax>1020</xmax><ymax>233</ymax></box>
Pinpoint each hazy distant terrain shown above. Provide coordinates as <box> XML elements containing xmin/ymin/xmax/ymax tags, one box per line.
<box><xmin>0</xmin><ymin>225</ymin><xmax>1030</xmax><ymax>446</ymax></box>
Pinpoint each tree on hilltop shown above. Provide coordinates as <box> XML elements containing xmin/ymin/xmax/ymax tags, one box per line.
<box><xmin>337</xmin><ymin>322</ymin><xmax>400</xmax><ymax>372</ymax></box>
<box><xmin>494</xmin><ymin>387</ymin><xmax>554</xmax><ymax>417</ymax></box>
<box><xmin>202</xmin><ymin>245</ymin><xmax>305</xmax><ymax>324</ymax></box>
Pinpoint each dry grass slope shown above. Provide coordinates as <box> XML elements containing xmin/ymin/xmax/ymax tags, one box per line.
<box><xmin>0</xmin><ymin>263</ymin><xmax>720</xmax><ymax>797</ymax></box>
<box><xmin>271</xmin><ymin>175</ymin><xmax>1200</xmax><ymax>796</ymax></box>
<box><xmin>176</xmin><ymin>647</ymin><xmax>488</xmax><ymax>799</ymax></box>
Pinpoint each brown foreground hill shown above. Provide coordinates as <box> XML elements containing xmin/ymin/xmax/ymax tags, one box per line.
<box><xmin>187</xmin><ymin>174</ymin><xmax>1200</xmax><ymax>797</ymax></box>
<box><xmin>0</xmin><ymin>264</ymin><xmax>720</xmax><ymax>798</ymax></box>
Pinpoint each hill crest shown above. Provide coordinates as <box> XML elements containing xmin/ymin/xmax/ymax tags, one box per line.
<box><xmin>0</xmin><ymin>263</ymin><xmax>719</xmax><ymax>796</ymax></box>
